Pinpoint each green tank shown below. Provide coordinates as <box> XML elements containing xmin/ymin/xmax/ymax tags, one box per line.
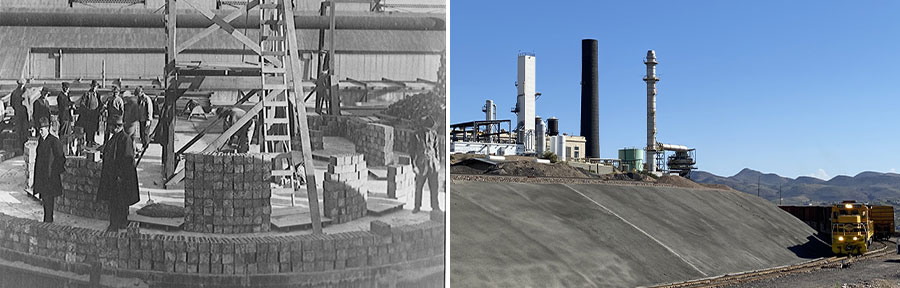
<box><xmin>618</xmin><ymin>148</ymin><xmax>644</xmax><ymax>172</ymax></box>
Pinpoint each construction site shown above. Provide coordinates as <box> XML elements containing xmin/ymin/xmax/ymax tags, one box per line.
<box><xmin>450</xmin><ymin>39</ymin><xmax>898</xmax><ymax>287</ymax></box>
<box><xmin>0</xmin><ymin>0</ymin><xmax>445</xmax><ymax>287</ymax></box>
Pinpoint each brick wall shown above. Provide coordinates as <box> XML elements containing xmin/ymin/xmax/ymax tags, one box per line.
<box><xmin>57</xmin><ymin>156</ymin><xmax>107</xmax><ymax>219</ymax></box>
<box><xmin>183</xmin><ymin>153</ymin><xmax>272</xmax><ymax>234</ymax></box>
<box><xmin>323</xmin><ymin>154</ymin><xmax>368</xmax><ymax>224</ymax></box>
<box><xmin>309</xmin><ymin>115</ymin><xmax>395</xmax><ymax>167</ymax></box>
<box><xmin>0</xmin><ymin>214</ymin><xmax>444</xmax><ymax>276</ymax></box>
<box><xmin>387</xmin><ymin>163</ymin><xmax>414</xmax><ymax>199</ymax></box>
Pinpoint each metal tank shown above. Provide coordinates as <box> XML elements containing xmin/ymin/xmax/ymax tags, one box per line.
<box><xmin>547</xmin><ymin>117</ymin><xmax>559</xmax><ymax>136</ymax></box>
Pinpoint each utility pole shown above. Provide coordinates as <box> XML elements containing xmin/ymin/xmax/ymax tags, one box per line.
<box><xmin>757</xmin><ymin>175</ymin><xmax>760</xmax><ymax>197</ymax></box>
<box><xmin>779</xmin><ymin>184</ymin><xmax>782</xmax><ymax>205</ymax></box>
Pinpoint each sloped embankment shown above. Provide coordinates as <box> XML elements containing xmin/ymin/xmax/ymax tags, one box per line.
<box><xmin>450</xmin><ymin>181</ymin><xmax>830</xmax><ymax>287</ymax></box>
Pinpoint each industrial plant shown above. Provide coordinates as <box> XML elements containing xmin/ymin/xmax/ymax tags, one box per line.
<box><xmin>450</xmin><ymin>38</ymin><xmax>697</xmax><ymax>178</ymax></box>
<box><xmin>0</xmin><ymin>0</ymin><xmax>445</xmax><ymax>287</ymax></box>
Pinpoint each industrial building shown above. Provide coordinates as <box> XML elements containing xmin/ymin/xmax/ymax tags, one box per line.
<box><xmin>449</xmin><ymin>39</ymin><xmax>697</xmax><ymax>178</ymax></box>
<box><xmin>0</xmin><ymin>0</ymin><xmax>445</xmax><ymax>286</ymax></box>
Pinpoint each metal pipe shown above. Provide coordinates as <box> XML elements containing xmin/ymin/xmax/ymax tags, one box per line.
<box><xmin>0</xmin><ymin>11</ymin><xmax>445</xmax><ymax>30</ymax></box>
<box><xmin>644</xmin><ymin>50</ymin><xmax>659</xmax><ymax>172</ymax></box>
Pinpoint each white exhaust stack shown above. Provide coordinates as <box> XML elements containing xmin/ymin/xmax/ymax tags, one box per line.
<box><xmin>644</xmin><ymin>50</ymin><xmax>659</xmax><ymax>173</ymax></box>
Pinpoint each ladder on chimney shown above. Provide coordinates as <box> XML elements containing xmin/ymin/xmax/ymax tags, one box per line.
<box><xmin>259</xmin><ymin>0</ymin><xmax>296</xmax><ymax>200</ymax></box>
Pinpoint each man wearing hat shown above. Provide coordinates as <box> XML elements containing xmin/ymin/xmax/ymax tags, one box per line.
<box><xmin>32</xmin><ymin>87</ymin><xmax>51</xmax><ymax>132</ymax></box>
<box><xmin>103</xmin><ymin>86</ymin><xmax>125</xmax><ymax>144</ymax></box>
<box><xmin>410</xmin><ymin>116</ymin><xmax>441</xmax><ymax>213</ymax></box>
<box><xmin>57</xmin><ymin>82</ymin><xmax>74</xmax><ymax>136</ymax></box>
<box><xmin>34</xmin><ymin>117</ymin><xmax>66</xmax><ymax>223</ymax></box>
<box><xmin>77</xmin><ymin>80</ymin><xmax>102</xmax><ymax>147</ymax></box>
<box><xmin>97</xmin><ymin>114</ymin><xmax>139</xmax><ymax>231</ymax></box>
<box><xmin>10</xmin><ymin>79</ymin><xmax>27</xmax><ymax>149</ymax></box>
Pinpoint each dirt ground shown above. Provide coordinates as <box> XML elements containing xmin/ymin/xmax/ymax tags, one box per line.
<box><xmin>726</xmin><ymin>244</ymin><xmax>900</xmax><ymax>288</ymax></box>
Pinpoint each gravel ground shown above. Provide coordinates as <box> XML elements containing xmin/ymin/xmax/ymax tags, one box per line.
<box><xmin>726</xmin><ymin>241</ymin><xmax>900</xmax><ymax>288</ymax></box>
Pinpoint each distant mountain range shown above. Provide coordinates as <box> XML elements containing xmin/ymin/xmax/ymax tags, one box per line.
<box><xmin>692</xmin><ymin>169</ymin><xmax>900</xmax><ymax>205</ymax></box>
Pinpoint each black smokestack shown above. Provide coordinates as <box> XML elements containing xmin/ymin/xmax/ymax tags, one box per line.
<box><xmin>581</xmin><ymin>39</ymin><xmax>600</xmax><ymax>158</ymax></box>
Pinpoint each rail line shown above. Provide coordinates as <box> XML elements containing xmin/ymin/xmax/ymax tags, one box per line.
<box><xmin>650</xmin><ymin>240</ymin><xmax>895</xmax><ymax>288</ymax></box>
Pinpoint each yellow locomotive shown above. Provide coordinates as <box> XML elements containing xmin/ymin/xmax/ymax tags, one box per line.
<box><xmin>831</xmin><ymin>201</ymin><xmax>874</xmax><ymax>255</ymax></box>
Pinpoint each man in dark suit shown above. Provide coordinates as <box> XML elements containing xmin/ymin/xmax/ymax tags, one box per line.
<box><xmin>77</xmin><ymin>80</ymin><xmax>102</xmax><ymax>147</ymax></box>
<box><xmin>31</xmin><ymin>87</ymin><xmax>51</xmax><ymax>132</ymax></box>
<box><xmin>34</xmin><ymin>117</ymin><xmax>66</xmax><ymax>223</ymax></box>
<box><xmin>57</xmin><ymin>82</ymin><xmax>74</xmax><ymax>136</ymax></box>
<box><xmin>97</xmin><ymin>115</ymin><xmax>140</xmax><ymax>231</ymax></box>
<box><xmin>10</xmin><ymin>79</ymin><xmax>27</xmax><ymax>150</ymax></box>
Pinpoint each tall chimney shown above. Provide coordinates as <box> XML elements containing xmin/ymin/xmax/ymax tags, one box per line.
<box><xmin>581</xmin><ymin>39</ymin><xmax>600</xmax><ymax>159</ymax></box>
<box><xmin>644</xmin><ymin>50</ymin><xmax>659</xmax><ymax>172</ymax></box>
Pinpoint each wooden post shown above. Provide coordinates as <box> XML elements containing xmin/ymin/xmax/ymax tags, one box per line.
<box><xmin>284</xmin><ymin>0</ymin><xmax>323</xmax><ymax>234</ymax></box>
<box><xmin>163</xmin><ymin>0</ymin><xmax>177</xmax><ymax>180</ymax></box>
<box><xmin>326</xmin><ymin>1</ymin><xmax>341</xmax><ymax>116</ymax></box>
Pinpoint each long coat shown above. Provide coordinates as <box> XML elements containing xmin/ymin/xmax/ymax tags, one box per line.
<box><xmin>34</xmin><ymin>134</ymin><xmax>66</xmax><ymax>198</ymax></box>
<box><xmin>97</xmin><ymin>130</ymin><xmax>140</xmax><ymax>206</ymax></box>
<box><xmin>76</xmin><ymin>91</ymin><xmax>101</xmax><ymax>130</ymax></box>
<box><xmin>57</xmin><ymin>90</ymin><xmax>74</xmax><ymax>122</ymax></box>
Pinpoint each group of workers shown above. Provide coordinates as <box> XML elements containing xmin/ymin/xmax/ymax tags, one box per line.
<box><xmin>10</xmin><ymin>79</ymin><xmax>149</xmax><ymax>231</ymax></box>
<box><xmin>10</xmin><ymin>77</ymin><xmax>442</xmax><ymax>230</ymax></box>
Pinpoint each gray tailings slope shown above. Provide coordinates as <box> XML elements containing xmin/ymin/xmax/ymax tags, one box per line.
<box><xmin>450</xmin><ymin>181</ymin><xmax>831</xmax><ymax>287</ymax></box>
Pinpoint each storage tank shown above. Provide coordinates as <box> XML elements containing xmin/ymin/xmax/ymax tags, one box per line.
<box><xmin>618</xmin><ymin>148</ymin><xmax>644</xmax><ymax>172</ymax></box>
<box><xmin>535</xmin><ymin>116</ymin><xmax>546</xmax><ymax>155</ymax></box>
<box><xmin>547</xmin><ymin>117</ymin><xmax>559</xmax><ymax>136</ymax></box>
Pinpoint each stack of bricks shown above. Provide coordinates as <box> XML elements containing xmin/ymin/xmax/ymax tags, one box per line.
<box><xmin>387</xmin><ymin>160</ymin><xmax>414</xmax><ymax>199</ymax></box>
<box><xmin>0</xmin><ymin>213</ymin><xmax>444</xmax><ymax>276</ymax></box>
<box><xmin>183</xmin><ymin>153</ymin><xmax>272</xmax><ymax>234</ymax></box>
<box><xmin>57</xmin><ymin>156</ymin><xmax>107</xmax><ymax>219</ymax></box>
<box><xmin>59</xmin><ymin>126</ymin><xmax>85</xmax><ymax>156</ymax></box>
<box><xmin>393</xmin><ymin>128</ymin><xmax>416</xmax><ymax>154</ymax></box>
<box><xmin>309</xmin><ymin>115</ymin><xmax>396</xmax><ymax>167</ymax></box>
<box><xmin>354</xmin><ymin>122</ymin><xmax>394</xmax><ymax>166</ymax></box>
<box><xmin>323</xmin><ymin>154</ymin><xmax>368</xmax><ymax>224</ymax></box>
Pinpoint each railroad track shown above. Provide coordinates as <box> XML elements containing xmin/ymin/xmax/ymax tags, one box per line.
<box><xmin>651</xmin><ymin>240</ymin><xmax>895</xmax><ymax>288</ymax></box>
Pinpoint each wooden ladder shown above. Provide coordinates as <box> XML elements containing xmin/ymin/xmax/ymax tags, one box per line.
<box><xmin>259</xmin><ymin>0</ymin><xmax>296</xmax><ymax>201</ymax></box>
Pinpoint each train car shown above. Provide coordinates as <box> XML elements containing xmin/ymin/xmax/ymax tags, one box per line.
<box><xmin>869</xmin><ymin>205</ymin><xmax>895</xmax><ymax>240</ymax></box>
<box><xmin>831</xmin><ymin>201</ymin><xmax>874</xmax><ymax>255</ymax></box>
<box><xmin>778</xmin><ymin>206</ymin><xmax>832</xmax><ymax>236</ymax></box>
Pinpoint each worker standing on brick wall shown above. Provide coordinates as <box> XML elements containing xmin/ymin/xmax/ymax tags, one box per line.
<box><xmin>34</xmin><ymin>117</ymin><xmax>65</xmax><ymax>223</ymax></box>
<box><xmin>97</xmin><ymin>115</ymin><xmax>140</xmax><ymax>231</ymax></box>
<box><xmin>10</xmin><ymin>79</ymin><xmax>27</xmax><ymax>150</ymax></box>
<box><xmin>57</xmin><ymin>82</ymin><xmax>74</xmax><ymax>136</ymax></box>
<box><xmin>411</xmin><ymin>116</ymin><xmax>441</xmax><ymax>213</ymax></box>
<box><xmin>76</xmin><ymin>80</ymin><xmax>102</xmax><ymax>147</ymax></box>
<box><xmin>102</xmin><ymin>86</ymin><xmax>124</xmax><ymax>145</ymax></box>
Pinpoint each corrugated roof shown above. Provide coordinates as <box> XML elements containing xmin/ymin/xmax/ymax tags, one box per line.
<box><xmin>0</xmin><ymin>26</ymin><xmax>443</xmax><ymax>78</ymax></box>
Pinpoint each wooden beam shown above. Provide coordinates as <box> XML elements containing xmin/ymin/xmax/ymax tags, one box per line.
<box><xmin>173</xmin><ymin>89</ymin><xmax>258</xmax><ymax>156</ymax></box>
<box><xmin>284</xmin><ymin>0</ymin><xmax>323</xmax><ymax>234</ymax></box>
<box><xmin>183</xmin><ymin>0</ymin><xmax>263</xmax><ymax>55</ymax></box>
<box><xmin>176</xmin><ymin>2</ymin><xmax>257</xmax><ymax>54</ymax></box>
<box><xmin>165</xmin><ymin>88</ymin><xmax>276</xmax><ymax>187</ymax></box>
<box><xmin>163</xmin><ymin>0</ymin><xmax>178</xmax><ymax>180</ymax></box>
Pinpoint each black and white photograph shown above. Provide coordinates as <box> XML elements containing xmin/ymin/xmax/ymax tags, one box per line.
<box><xmin>0</xmin><ymin>0</ymin><xmax>446</xmax><ymax>287</ymax></box>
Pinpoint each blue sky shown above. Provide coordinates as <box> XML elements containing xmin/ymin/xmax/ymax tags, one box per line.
<box><xmin>449</xmin><ymin>1</ymin><xmax>900</xmax><ymax>179</ymax></box>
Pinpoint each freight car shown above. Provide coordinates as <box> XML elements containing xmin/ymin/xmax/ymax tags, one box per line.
<box><xmin>778</xmin><ymin>205</ymin><xmax>832</xmax><ymax>236</ymax></box>
<box><xmin>869</xmin><ymin>205</ymin><xmax>895</xmax><ymax>240</ymax></box>
<box><xmin>831</xmin><ymin>201</ymin><xmax>874</xmax><ymax>255</ymax></box>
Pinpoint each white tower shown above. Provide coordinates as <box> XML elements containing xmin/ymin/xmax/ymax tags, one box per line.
<box><xmin>644</xmin><ymin>50</ymin><xmax>659</xmax><ymax>173</ymax></box>
<box><xmin>516</xmin><ymin>53</ymin><xmax>536</xmax><ymax>151</ymax></box>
